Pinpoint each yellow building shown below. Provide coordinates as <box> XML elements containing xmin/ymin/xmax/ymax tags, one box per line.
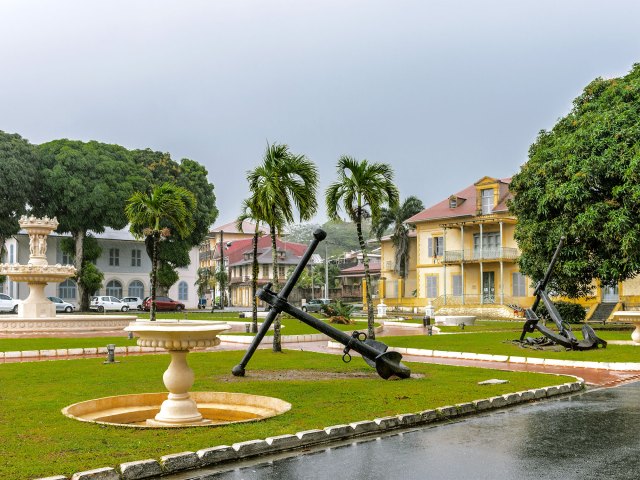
<box><xmin>380</xmin><ymin>176</ymin><xmax>534</xmax><ymax>318</ymax></box>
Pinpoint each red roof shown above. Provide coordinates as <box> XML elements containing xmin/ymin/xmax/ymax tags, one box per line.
<box><xmin>406</xmin><ymin>177</ymin><xmax>512</xmax><ymax>223</ymax></box>
<box><xmin>221</xmin><ymin>235</ymin><xmax>308</xmax><ymax>267</ymax></box>
<box><xmin>338</xmin><ymin>259</ymin><xmax>381</xmax><ymax>276</ymax></box>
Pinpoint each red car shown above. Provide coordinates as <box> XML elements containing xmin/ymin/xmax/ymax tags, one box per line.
<box><xmin>142</xmin><ymin>296</ymin><xmax>185</xmax><ymax>311</ymax></box>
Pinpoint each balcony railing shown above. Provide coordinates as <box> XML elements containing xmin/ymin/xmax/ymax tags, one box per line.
<box><xmin>441</xmin><ymin>247</ymin><xmax>519</xmax><ymax>263</ymax></box>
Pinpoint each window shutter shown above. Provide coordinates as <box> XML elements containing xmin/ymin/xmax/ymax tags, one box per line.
<box><xmin>427</xmin><ymin>237</ymin><xmax>433</xmax><ymax>257</ymax></box>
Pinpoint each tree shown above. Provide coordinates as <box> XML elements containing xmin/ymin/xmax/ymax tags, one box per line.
<box><xmin>372</xmin><ymin>196</ymin><xmax>424</xmax><ymax>278</ymax></box>
<box><xmin>35</xmin><ymin>140</ymin><xmax>150</xmax><ymax>310</ymax></box>
<box><xmin>131</xmin><ymin>150</ymin><xmax>218</xmax><ymax>292</ymax></box>
<box><xmin>326</xmin><ymin>156</ymin><xmax>399</xmax><ymax>339</ymax></box>
<box><xmin>509</xmin><ymin>64</ymin><xmax>640</xmax><ymax>298</ymax></box>
<box><xmin>125</xmin><ymin>183</ymin><xmax>196</xmax><ymax>321</ymax></box>
<box><xmin>60</xmin><ymin>236</ymin><xmax>104</xmax><ymax>298</ymax></box>
<box><xmin>247</xmin><ymin>143</ymin><xmax>319</xmax><ymax>351</ymax></box>
<box><xmin>0</xmin><ymin>131</ymin><xmax>39</xmax><ymax>269</ymax></box>
<box><xmin>236</xmin><ymin>198</ymin><xmax>267</xmax><ymax>333</ymax></box>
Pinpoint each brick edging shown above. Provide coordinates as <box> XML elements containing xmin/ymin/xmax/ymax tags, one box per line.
<box><xmin>36</xmin><ymin>378</ymin><xmax>584</xmax><ymax>480</ymax></box>
<box><xmin>326</xmin><ymin>341</ymin><xmax>640</xmax><ymax>372</ymax></box>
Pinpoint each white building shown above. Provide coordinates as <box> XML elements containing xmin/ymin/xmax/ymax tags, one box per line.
<box><xmin>1</xmin><ymin>227</ymin><xmax>200</xmax><ymax>309</ymax></box>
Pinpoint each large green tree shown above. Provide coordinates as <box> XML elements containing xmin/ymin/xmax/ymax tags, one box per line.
<box><xmin>35</xmin><ymin>140</ymin><xmax>150</xmax><ymax>310</ymax></box>
<box><xmin>509</xmin><ymin>64</ymin><xmax>640</xmax><ymax>298</ymax></box>
<box><xmin>125</xmin><ymin>182</ymin><xmax>196</xmax><ymax>321</ymax></box>
<box><xmin>0</xmin><ymin>131</ymin><xmax>39</xmax><ymax>265</ymax></box>
<box><xmin>326</xmin><ymin>156</ymin><xmax>399</xmax><ymax>339</ymax></box>
<box><xmin>372</xmin><ymin>196</ymin><xmax>424</xmax><ymax>279</ymax></box>
<box><xmin>247</xmin><ymin>143</ymin><xmax>319</xmax><ymax>351</ymax></box>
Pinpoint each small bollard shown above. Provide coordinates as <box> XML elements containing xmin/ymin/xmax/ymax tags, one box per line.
<box><xmin>245</xmin><ymin>323</ymin><xmax>251</xmax><ymax>333</ymax></box>
<box><xmin>427</xmin><ymin>325</ymin><xmax>433</xmax><ymax>336</ymax></box>
<box><xmin>104</xmin><ymin>344</ymin><xmax>119</xmax><ymax>364</ymax></box>
<box><xmin>460</xmin><ymin>322</ymin><xmax>465</xmax><ymax>330</ymax></box>
<box><xmin>127</xmin><ymin>331</ymin><xmax>134</xmax><ymax>340</ymax></box>
<box><xmin>423</xmin><ymin>315</ymin><xmax>431</xmax><ymax>327</ymax></box>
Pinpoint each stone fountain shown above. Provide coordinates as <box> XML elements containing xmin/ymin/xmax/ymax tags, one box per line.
<box><xmin>0</xmin><ymin>215</ymin><xmax>135</xmax><ymax>333</ymax></box>
<box><xmin>63</xmin><ymin>319</ymin><xmax>291</xmax><ymax>428</ymax></box>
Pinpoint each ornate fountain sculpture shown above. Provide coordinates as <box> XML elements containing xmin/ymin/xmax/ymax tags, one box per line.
<box><xmin>0</xmin><ymin>216</ymin><xmax>76</xmax><ymax>318</ymax></box>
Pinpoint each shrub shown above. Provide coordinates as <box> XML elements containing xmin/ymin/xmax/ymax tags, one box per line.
<box><xmin>324</xmin><ymin>300</ymin><xmax>355</xmax><ymax>324</ymax></box>
<box><xmin>536</xmin><ymin>301</ymin><xmax>586</xmax><ymax>324</ymax></box>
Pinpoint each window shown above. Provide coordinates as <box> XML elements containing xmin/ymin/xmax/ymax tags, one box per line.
<box><xmin>425</xmin><ymin>276</ymin><xmax>438</xmax><ymax>298</ymax></box>
<box><xmin>512</xmin><ymin>272</ymin><xmax>527</xmax><ymax>297</ymax></box>
<box><xmin>434</xmin><ymin>237</ymin><xmax>444</xmax><ymax>257</ymax></box>
<box><xmin>9</xmin><ymin>244</ymin><xmax>14</xmax><ymax>263</ymax></box>
<box><xmin>59</xmin><ymin>279</ymin><xmax>77</xmax><ymax>300</ymax></box>
<box><xmin>106</xmin><ymin>280</ymin><xmax>123</xmax><ymax>298</ymax></box>
<box><xmin>262</xmin><ymin>264</ymin><xmax>269</xmax><ymax>278</ymax></box>
<box><xmin>131</xmin><ymin>249</ymin><xmax>142</xmax><ymax>267</ymax></box>
<box><xmin>128</xmin><ymin>280</ymin><xmax>144</xmax><ymax>298</ymax></box>
<box><xmin>109</xmin><ymin>248</ymin><xmax>120</xmax><ymax>266</ymax></box>
<box><xmin>481</xmin><ymin>188</ymin><xmax>494</xmax><ymax>215</ymax></box>
<box><xmin>178</xmin><ymin>281</ymin><xmax>188</xmax><ymax>301</ymax></box>
<box><xmin>278</xmin><ymin>266</ymin><xmax>285</xmax><ymax>278</ymax></box>
<box><xmin>452</xmin><ymin>275</ymin><xmax>462</xmax><ymax>296</ymax></box>
<box><xmin>449</xmin><ymin>197</ymin><xmax>457</xmax><ymax>208</ymax></box>
<box><xmin>61</xmin><ymin>251</ymin><xmax>72</xmax><ymax>265</ymax></box>
<box><xmin>473</xmin><ymin>232</ymin><xmax>500</xmax><ymax>258</ymax></box>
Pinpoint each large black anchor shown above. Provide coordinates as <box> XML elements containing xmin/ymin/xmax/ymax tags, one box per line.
<box><xmin>231</xmin><ymin>229</ymin><xmax>411</xmax><ymax>380</ymax></box>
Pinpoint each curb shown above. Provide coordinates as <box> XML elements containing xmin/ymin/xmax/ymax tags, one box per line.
<box><xmin>36</xmin><ymin>378</ymin><xmax>584</xmax><ymax>480</ymax></box>
<box><xmin>329</xmin><ymin>341</ymin><xmax>640</xmax><ymax>372</ymax></box>
<box><xmin>0</xmin><ymin>346</ymin><xmax>165</xmax><ymax>360</ymax></box>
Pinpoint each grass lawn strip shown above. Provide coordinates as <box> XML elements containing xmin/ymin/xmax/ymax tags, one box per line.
<box><xmin>0</xmin><ymin>349</ymin><xmax>575</xmax><ymax>479</ymax></box>
<box><xmin>382</xmin><ymin>330</ymin><xmax>640</xmax><ymax>364</ymax></box>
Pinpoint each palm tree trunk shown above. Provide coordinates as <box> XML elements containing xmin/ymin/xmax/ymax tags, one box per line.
<box><xmin>150</xmin><ymin>231</ymin><xmax>159</xmax><ymax>321</ymax></box>
<box><xmin>271</xmin><ymin>228</ymin><xmax>281</xmax><ymax>352</ymax></box>
<box><xmin>356</xmin><ymin>215</ymin><xmax>376</xmax><ymax>340</ymax></box>
<box><xmin>251</xmin><ymin>225</ymin><xmax>259</xmax><ymax>333</ymax></box>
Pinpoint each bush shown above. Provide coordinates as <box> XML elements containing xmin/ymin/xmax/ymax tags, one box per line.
<box><xmin>536</xmin><ymin>301</ymin><xmax>586</xmax><ymax>324</ymax></box>
<box><xmin>323</xmin><ymin>300</ymin><xmax>355</xmax><ymax>324</ymax></box>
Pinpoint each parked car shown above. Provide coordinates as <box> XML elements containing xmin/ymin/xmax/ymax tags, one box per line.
<box><xmin>0</xmin><ymin>293</ymin><xmax>20</xmax><ymax>314</ymax></box>
<box><xmin>90</xmin><ymin>296</ymin><xmax>130</xmax><ymax>312</ymax></box>
<box><xmin>301</xmin><ymin>298</ymin><xmax>332</xmax><ymax>313</ymax></box>
<box><xmin>47</xmin><ymin>296</ymin><xmax>74</xmax><ymax>313</ymax></box>
<box><xmin>121</xmin><ymin>296</ymin><xmax>144</xmax><ymax>311</ymax></box>
<box><xmin>142</xmin><ymin>296</ymin><xmax>185</xmax><ymax>311</ymax></box>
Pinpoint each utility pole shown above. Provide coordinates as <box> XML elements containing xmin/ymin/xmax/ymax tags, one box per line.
<box><xmin>324</xmin><ymin>242</ymin><xmax>329</xmax><ymax>299</ymax></box>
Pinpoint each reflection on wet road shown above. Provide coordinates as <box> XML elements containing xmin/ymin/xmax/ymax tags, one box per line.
<box><xmin>183</xmin><ymin>383</ymin><xmax>640</xmax><ymax>480</ymax></box>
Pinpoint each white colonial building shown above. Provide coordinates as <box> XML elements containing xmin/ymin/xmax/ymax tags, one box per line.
<box><xmin>1</xmin><ymin>227</ymin><xmax>200</xmax><ymax>309</ymax></box>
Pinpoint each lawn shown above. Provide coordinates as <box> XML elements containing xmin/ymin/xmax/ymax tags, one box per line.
<box><xmin>221</xmin><ymin>317</ymin><xmax>379</xmax><ymax>336</ymax></box>
<box><xmin>384</xmin><ymin>330</ymin><xmax>640</xmax><ymax>362</ymax></box>
<box><xmin>0</xmin><ymin>349</ymin><xmax>573</xmax><ymax>479</ymax></box>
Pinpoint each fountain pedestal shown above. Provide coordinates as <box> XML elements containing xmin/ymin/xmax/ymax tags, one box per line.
<box><xmin>124</xmin><ymin>320</ymin><xmax>230</xmax><ymax>426</ymax></box>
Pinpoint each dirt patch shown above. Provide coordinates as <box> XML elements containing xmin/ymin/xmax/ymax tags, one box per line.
<box><xmin>216</xmin><ymin>370</ymin><xmax>424</xmax><ymax>381</ymax></box>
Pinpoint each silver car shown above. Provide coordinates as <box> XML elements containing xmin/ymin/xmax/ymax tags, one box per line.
<box><xmin>0</xmin><ymin>293</ymin><xmax>19</xmax><ymax>313</ymax></box>
<box><xmin>47</xmin><ymin>296</ymin><xmax>75</xmax><ymax>313</ymax></box>
<box><xmin>90</xmin><ymin>296</ymin><xmax>130</xmax><ymax>312</ymax></box>
<box><xmin>301</xmin><ymin>298</ymin><xmax>332</xmax><ymax>313</ymax></box>
<box><xmin>121</xmin><ymin>296</ymin><xmax>143</xmax><ymax>311</ymax></box>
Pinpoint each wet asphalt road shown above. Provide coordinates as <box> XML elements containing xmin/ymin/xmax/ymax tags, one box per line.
<box><xmin>178</xmin><ymin>382</ymin><xmax>640</xmax><ymax>480</ymax></box>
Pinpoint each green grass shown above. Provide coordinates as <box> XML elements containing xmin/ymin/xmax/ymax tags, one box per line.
<box><xmin>223</xmin><ymin>317</ymin><xmax>379</xmax><ymax>336</ymax></box>
<box><xmin>0</xmin><ymin>350</ymin><xmax>573</xmax><ymax>479</ymax></box>
<box><xmin>384</xmin><ymin>330</ymin><xmax>640</xmax><ymax>362</ymax></box>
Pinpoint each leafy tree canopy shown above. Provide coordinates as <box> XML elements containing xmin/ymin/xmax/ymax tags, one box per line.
<box><xmin>509</xmin><ymin>64</ymin><xmax>640</xmax><ymax>298</ymax></box>
<box><xmin>0</xmin><ymin>131</ymin><xmax>39</xmax><ymax>253</ymax></box>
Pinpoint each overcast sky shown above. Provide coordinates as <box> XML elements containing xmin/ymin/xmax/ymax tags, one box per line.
<box><xmin>2</xmin><ymin>0</ymin><xmax>639</xmax><ymax>226</ymax></box>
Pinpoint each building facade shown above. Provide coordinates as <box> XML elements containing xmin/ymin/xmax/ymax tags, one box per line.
<box><xmin>1</xmin><ymin>228</ymin><xmax>200</xmax><ymax>309</ymax></box>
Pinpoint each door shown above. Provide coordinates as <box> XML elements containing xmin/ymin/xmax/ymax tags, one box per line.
<box><xmin>602</xmin><ymin>285</ymin><xmax>619</xmax><ymax>303</ymax></box>
<box><xmin>482</xmin><ymin>272</ymin><xmax>495</xmax><ymax>303</ymax></box>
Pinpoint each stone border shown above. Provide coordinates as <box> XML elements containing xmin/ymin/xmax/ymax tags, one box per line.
<box><xmin>0</xmin><ymin>346</ymin><xmax>165</xmax><ymax>360</ymax></box>
<box><xmin>35</xmin><ymin>378</ymin><xmax>584</xmax><ymax>479</ymax></box>
<box><xmin>328</xmin><ymin>341</ymin><xmax>640</xmax><ymax>371</ymax></box>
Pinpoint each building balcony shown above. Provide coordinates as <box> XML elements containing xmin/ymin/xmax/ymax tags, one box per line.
<box><xmin>440</xmin><ymin>247</ymin><xmax>519</xmax><ymax>264</ymax></box>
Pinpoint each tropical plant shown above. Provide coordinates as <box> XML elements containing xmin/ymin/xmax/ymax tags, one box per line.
<box><xmin>326</xmin><ymin>156</ymin><xmax>399</xmax><ymax>339</ymax></box>
<box><xmin>323</xmin><ymin>300</ymin><xmax>355</xmax><ymax>325</ymax></box>
<box><xmin>247</xmin><ymin>143</ymin><xmax>319</xmax><ymax>351</ymax></box>
<box><xmin>236</xmin><ymin>198</ymin><xmax>267</xmax><ymax>333</ymax></box>
<box><xmin>372</xmin><ymin>196</ymin><xmax>424</xmax><ymax>279</ymax></box>
<box><xmin>125</xmin><ymin>182</ymin><xmax>196</xmax><ymax>321</ymax></box>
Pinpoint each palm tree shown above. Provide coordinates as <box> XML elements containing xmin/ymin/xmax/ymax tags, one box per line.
<box><xmin>236</xmin><ymin>197</ymin><xmax>267</xmax><ymax>333</ymax></box>
<box><xmin>247</xmin><ymin>143</ymin><xmax>319</xmax><ymax>351</ymax></box>
<box><xmin>326</xmin><ymin>156</ymin><xmax>399</xmax><ymax>339</ymax></box>
<box><xmin>125</xmin><ymin>182</ymin><xmax>196</xmax><ymax>321</ymax></box>
<box><xmin>372</xmin><ymin>196</ymin><xmax>424</xmax><ymax>279</ymax></box>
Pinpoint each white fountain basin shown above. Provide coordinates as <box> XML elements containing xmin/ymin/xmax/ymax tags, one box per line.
<box><xmin>434</xmin><ymin>315</ymin><xmax>476</xmax><ymax>326</ymax></box>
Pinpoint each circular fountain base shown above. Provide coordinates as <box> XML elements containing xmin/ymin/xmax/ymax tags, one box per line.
<box><xmin>62</xmin><ymin>391</ymin><xmax>291</xmax><ymax>428</ymax></box>
<box><xmin>0</xmin><ymin>314</ymin><xmax>137</xmax><ymax>334</ymax></box>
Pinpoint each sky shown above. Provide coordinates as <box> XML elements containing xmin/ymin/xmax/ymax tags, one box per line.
<box><xmin>2</xmin><ymin>0</ymin><xmax>640</xmax><ymax>226</ymax></box>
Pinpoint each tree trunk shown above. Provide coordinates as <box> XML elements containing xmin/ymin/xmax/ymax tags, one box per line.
<box><xmin>74</xmin><ymin>230</ymin><xmax>88</xmax><ymax>311</ymax></box>
<box><xmin>356</xmin><ymin>216</ymin><xmax>376</xmax><ymax>340</ymax></box>
<box><xmin>251</xmin><ymin>225</ymin><xmax>259</xmax><ymax>333</ymax></box>
<box><xmin>150</xmin><ymin>231</ymin><xmax>159</xmax><ymax>321</ymax></box>
<box><xmin>271</xmin><ymin>228</ymin><xmax>281</xmax><ymax>352</ymax></box>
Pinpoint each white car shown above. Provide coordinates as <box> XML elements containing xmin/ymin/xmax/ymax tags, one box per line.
<box><xmin>47</xmin><ymin>296</ymin><xmax>75</xmax><ymax>313</ymax></box>
<box><xmin>120</xmin><ymin>296</ymin><xmax>143</xmax><ymax>311</ymax></box>
<box><xmin>0</xmin><ymin>293</ymin><xmax>20</xmax><ymax>313</ymax></box>
<box><xmin>90</xmin><ymin>296</ymin><xmax>130</xmax><ymax>312</ymax></box>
